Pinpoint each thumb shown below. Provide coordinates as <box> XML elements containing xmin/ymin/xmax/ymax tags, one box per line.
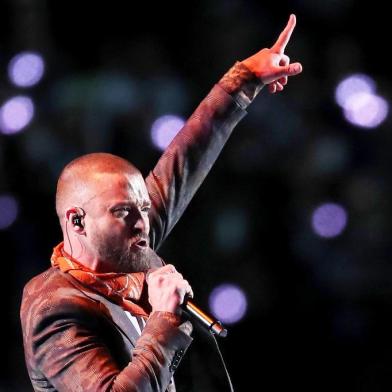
<box><xmin>272</xmin><ymin>62</ymin><xmax>302</xmax><ymax>81</ymax></box>
<box><xmin>285</xmin><ymin>62</ymin><xmax>302</xmax><ymax>76</ymax></box>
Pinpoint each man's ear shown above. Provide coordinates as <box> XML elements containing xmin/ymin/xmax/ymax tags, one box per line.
<box><xmin>65</xmin><ymin>207</ymin><xmax>85</xmax><ymax>233</ymax></box>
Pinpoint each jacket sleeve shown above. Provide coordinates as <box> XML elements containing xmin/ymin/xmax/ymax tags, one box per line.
<box><xmin>22</xmin><ymin>282</ymin><xmax>192</xmax><ymax>392</ymax></box>
<box><xmin>146</xmin><ymin>82</ymin><xmax>247</xmax><ymax>251</ymax></box>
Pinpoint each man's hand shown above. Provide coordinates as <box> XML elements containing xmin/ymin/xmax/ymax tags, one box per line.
<box><xmin>242</xmin><ymin>14</ymin><xmax>303</xmax><ymax>93</ymax></box>
<box><xmin>147</xmin><ymin>264</ymin><xmax>193</xmax><ymax>314</ymax></box>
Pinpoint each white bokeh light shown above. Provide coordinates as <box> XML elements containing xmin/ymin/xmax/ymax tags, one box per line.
<box><xmin>0</xmin><ymin>96</ymin><xmax>34</xmax><ymax>135</ymax></box>
<box><xmin>343</xmin><ymin>92</ymin><xmax>389</xmax><ymax>129</ymax></box>
<box><xmin>311</xmin><ymin>202</ymin><xmax>348</xmax><ymax>238</ymax></box>
<box><xmin>335</xmin><ymin>74</ymin><xmax>376</xmax><ymax>108</ymax></box>
<box><xmin>8</xmin><ymin>51</ymin><xmax>45</xmax><ymax>87</ymax></box>
<box><xmin>209</xmin><ymin>283</ymin><xmax>247</xmax><ymax>324</ymax></box>
<box><xmin>150</xmin><ymin>114</ymin><xmax>185</xmax><ymax>150</ymax></box>
<box><xmin>0</xmin><ymin>194</ymin><xmax>19</xmax><ymax>230</ymax></box>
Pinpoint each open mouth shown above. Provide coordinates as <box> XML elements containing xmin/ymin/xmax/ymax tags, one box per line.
<box><xmin>134</xmin><ymin>238</ymin><xmax>148</xmax><ymax>248</ymax></box>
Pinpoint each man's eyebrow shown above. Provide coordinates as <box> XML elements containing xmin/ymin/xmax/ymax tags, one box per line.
<box><xmin>109</xmin><ymin>199</ymin><xmax>150</xmax><ymax>208</ymax></box>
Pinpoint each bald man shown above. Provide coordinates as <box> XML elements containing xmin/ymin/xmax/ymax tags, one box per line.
<box><xmin>20</xmin><ymin>15</ymin><xmax>302</xmax><ymax>392</ymax></box>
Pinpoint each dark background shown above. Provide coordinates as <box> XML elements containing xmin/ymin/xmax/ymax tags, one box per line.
<box><xmin>1</xmin><ymin>0</ymin><xmax>391</xmax><ymax>390</ymax></box>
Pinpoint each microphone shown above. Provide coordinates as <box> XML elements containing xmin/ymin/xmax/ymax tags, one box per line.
<box><xmin>182</xmin><ymin>296</ymin><xmax>228</xmax><ymax>338</ymax></box>
<box><xmin>145</xmin><ymin>249</ymin><xmax>228</xmax><ymax>337</ymax></box>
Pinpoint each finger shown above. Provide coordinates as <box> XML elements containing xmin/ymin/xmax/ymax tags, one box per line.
<box><xmin>278</xmin><ymin>55</ymin><xmax>290</xmax><ymax>86</ymax></box>
<box><xmin>268</xmin><ymin>83</ymin><xmax>277</xmax><ymax>94</ymax></box>
<box><xmin>179</xmin><ymin>281</ymin><xmax>193</xmax><ymax>303</ymax></box>
<box><xmin>280</xmin><ymin>54</ymin><xmax>290</xmax><ymax>67</ymax></box>
<box><xmin>147</xmin><ymin>264</ymin><xmax>176</xmax><ymax>282</ymax></box>
<box><xmin>286</xmin><ymin>62</ymin><xmax>302</xmax><ymax>76</ymax></box>
<box><xmin>273</xmin><ymin>62</ymin><xmax>303</xmax><ymax>80</ymax></box>
<box><xmin>159</xmin><ymin>264</ymin><xmax>177</xmax><ymax>274</ymax></box>
<box><xmin>275</xmin><ymin>81</ymin><xmax>284</xmax><ymax>91</ymax></box>
<box><xmin>279</xmin><ymin>76</ymin><xmax>288</xmax><ymax>85</ymax></box>
<box><xmin>186</xmin><ymin>284</ymin><xmax>194</xmax><ymax>299</ymax></box>
<box><xmin>271</xmin><ymin>14</ymin><xmax>296</xmax><ymax>54</ymax></box>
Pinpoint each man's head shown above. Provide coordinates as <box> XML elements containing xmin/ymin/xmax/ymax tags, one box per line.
<box><xmin>56</xmin><ymin>153</ymin><xmax>152</xmax><ymax>273</ymax></box>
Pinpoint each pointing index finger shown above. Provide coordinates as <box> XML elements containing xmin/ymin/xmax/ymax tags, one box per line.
<box><xmin>271</xmin><ymin>14</ymin><xmax>296</xmax><ymax>54</ymax></box>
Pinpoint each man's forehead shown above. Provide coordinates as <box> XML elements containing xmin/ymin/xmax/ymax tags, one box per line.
<box><xmin>84</xmin><ymin>172</ymin><xmax>149</xmax><ymax>205</ymax></box>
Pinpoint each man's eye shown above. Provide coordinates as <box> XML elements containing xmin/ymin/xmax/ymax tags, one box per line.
<box><xmin>113</xmin><ymin>208</ymin><xmax>130</xmax><ymax>218</ymax></box>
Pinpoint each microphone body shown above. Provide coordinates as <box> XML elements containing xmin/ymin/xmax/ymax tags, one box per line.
<box><xmin>183</xmin><ymin>298</ymin><xmax>228</xmax><ymax>337</ymax></box>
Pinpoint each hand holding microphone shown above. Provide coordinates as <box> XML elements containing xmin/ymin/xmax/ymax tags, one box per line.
<box><xmin>147</xmin><ymin>264</ymin><xmax>193</xmax><ymax>315</ymax></box>
<box><xmin>146</xmin><ymin>261</ymin><xmax>227</xmax><ymax>337</ymax></box>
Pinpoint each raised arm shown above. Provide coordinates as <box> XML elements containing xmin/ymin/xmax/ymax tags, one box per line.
<box><xmin>146</xmin><ymin>14</ymin><xmax>302</xmax><ymax>250</ymax></box>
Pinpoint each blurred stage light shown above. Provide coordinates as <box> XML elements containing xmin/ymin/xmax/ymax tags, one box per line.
<box><xmin>311</xmin><ymin>202</ymin><xmax>348</xmax><ymax>238</ymax></box>
<box><xmin>0</xmin><ymin>96</ymin><xmax>34</xmax><ymax>135</ymax></box>
<box><xmin>150</xmin><ymin>114</ymin><xmax>185</xmax><ymax>150</ymax></box>
<box><xmin>209</xmin><ymin>283</ymin><xmax>247</xmax><ymax>324</ymax></box>
<box><xmin>335</xmin><ymin>74</ymin><xmax>389</xmax><ymax>129</ymax></box>
<box><xmin>0</xmin><ymin>194</ymin><xmax>19</xmax><ymax>230</ymax></box>
<box><xmin>343</xmin><ymin>93</ymin><xmax>388</xmax><ymax>129</ymax></box>
<box><xmin>8</xmin><ymin>51</ymin><xmax>45</xmax><ymax>88</ymax></box>
<box><xmin>335</xmin><ymin>74</ymin><xmax>376</xmax><ymax>108</ymax></box>
<box><xmin>213</xmin><ymin>207</ymin><xmax>248</xmax><ymax>253</ymax></box>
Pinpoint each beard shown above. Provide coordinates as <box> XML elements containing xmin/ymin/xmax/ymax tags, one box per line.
<box><xmin>93</xmin><ymin>233</ymin><xmax>154</xmax><ymax>273</ymax></box>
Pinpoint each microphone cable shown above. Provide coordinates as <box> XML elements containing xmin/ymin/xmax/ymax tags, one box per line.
<box><xmin>209</xmin><ymin>331</ymin><xmax>235</xmax><ymax>392</ymax></box>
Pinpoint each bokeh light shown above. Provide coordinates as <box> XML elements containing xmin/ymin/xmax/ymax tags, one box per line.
<box><xmin>335</xmin><ymin>74</ymin><xmax>376</xmax><ymax>108</ymax></box>
<box><xmin>311</xmin><ymin>202</ymin><xmax>348</xmax><ymax>238</ymax></box>
<box><xmin>0</xmin><ymin>194</ymin><xmax>19</xmax><ymax>230</ymax></box>
<box><xmin>335</xmin><ymin>74</ymin><xmax>389</xmax><ymax>129</ymax></box>
<box><xmin>150</xmin><ymin>114</ymin><xmax>185</xmax><ymax>150</ymax></box>
<box><xmin>0</xmin><ymin>96</ymin><xmax>35</xmax><ymax>135</ymax></box>
<box><xmin>8</xmin><ymin>51</ymin><xmax>45</xmax><ymax>87</ymax></box>
<box><xmin>343</xmin><ymin>93</ymin><xmax>389</xmax><ymax>129</ymax></box>
<box><xmin>209</xmin><ymin>283</ymin><xmax>247</xmax><ymax>324</ymax></box>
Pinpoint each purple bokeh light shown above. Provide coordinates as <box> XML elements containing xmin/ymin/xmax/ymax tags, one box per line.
<box><xmin>0</xmin><ymin>96</ymin><xmax>34</xmax><ymax>135</ymax></box>
<box><xmin>150</xmin><ymin>114</ymin><xmax>185</xmax><ymax>150</ymax></box>
<box><xmin>0</xmin><ymin>194</ymin><xmax>19</xmax><ymax>230</ymax></box>
<box><xmin>209</xmin><ymin>283</ymin><xmax>247</xmax><ymax>324</ymax></box>
<box><xmin>343</xmin><ymin>92</ymin><xmax>388</xmax><ymax>129</ymax></box>
<box><xmin>335</xmin><ymin>74</ymin><xmax>376</xmax><ymax>108</ymax></box>
<box><xmin>8</xmin><ymin>52</ymin><xmax>45</xmax><ymax>87</ymax></box>
<box><xmin>311</xmin><ymin>202</ymin><xmax>348</xmax><ymax>238</ymax></box>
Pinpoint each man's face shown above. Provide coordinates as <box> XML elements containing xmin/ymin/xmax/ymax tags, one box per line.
<box><xmin>82</xmin><ymin>171</ymin><xmax>152</xmax><ymax>273</ymax></box>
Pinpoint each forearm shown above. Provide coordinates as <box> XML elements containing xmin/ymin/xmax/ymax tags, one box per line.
<box><xmin>147</xmin><ymin>62</ymin><xmax>263</xmax><ymax>249</ymax></box>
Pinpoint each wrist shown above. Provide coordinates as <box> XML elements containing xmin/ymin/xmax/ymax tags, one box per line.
<box><xmin>149</xmin><ymin>310</ymin><xmax>182</xmax><ymax>327</ymax></box>
<box><xmin>218</xmin><ymin>61</ymin><xmax>264</xmax><ymax>109</ymax></box>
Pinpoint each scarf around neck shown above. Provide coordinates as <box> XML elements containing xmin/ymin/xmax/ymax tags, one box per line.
<box><xmin>51</xmin><ymin>242</ymin><xmax>151</xmax><ymax>317</ymax></box>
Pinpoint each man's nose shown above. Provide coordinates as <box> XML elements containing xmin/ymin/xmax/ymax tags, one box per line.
<box><xmin>133</xmin><ymin>213</ymin><xmax>148</xmax><ymax>233</ymax></box>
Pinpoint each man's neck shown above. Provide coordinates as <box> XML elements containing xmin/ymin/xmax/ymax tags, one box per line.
<box><xmin>62</xmin><ymin>240</ymin><xmax>101</xmax><ymax>272</ymax></box>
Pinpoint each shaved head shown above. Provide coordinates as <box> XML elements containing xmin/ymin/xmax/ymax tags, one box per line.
<box><xmin>56</xmin><ymin>153</ymin><xmax>140</xmax><ymax>224</ymax></box>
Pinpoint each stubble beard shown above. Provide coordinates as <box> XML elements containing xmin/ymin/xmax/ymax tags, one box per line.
<box><xmin>94</xmin><ymin>236</ymin><xmax>152</xmax><ymax>273</ymax></box>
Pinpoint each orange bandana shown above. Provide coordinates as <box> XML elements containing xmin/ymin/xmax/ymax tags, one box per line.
<box><xmin>51</xmin><ymin>242</ymin><xmax>151</xmax><ymax>317</ymax></box>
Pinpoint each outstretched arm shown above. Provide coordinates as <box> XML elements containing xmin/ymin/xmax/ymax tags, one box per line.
<box><xmin>146</xmin><ymin>14</ymin><xmax>302</xmax><ymax>250</ymax></box>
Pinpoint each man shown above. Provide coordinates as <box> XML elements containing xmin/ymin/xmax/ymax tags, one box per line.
<box><xmin>20</xmin><ymin>14</ymin><xmax>302</xmax><ymax>391</ymax></box>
